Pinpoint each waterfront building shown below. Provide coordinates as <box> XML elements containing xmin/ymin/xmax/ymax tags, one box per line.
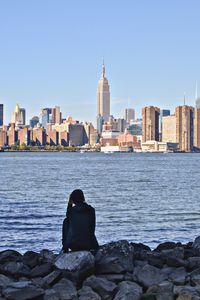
<box><xmin>30</xmin><ymin>116</ymin><xmax>39</xmax><ymax>128</ymax></box>
<box><xmin>96</xmin><ymin>62</ymin><xmax>110</xmax><ymax>124</ymax></box>
<box><xmin>142</xmin><ymin>106</ymin><xmax>160</xmax><ymax>142</ymax></box>
<box><xmin>141</xmin><ymin>140</ymin><xmax>178</xmax><ymax>152</ymax></box>
<box><xmin>18</xmin><ymin>127</ymin><xmax>30</xmax><ymax>145</ymax></box>
<box><xmin>162</xmin><ymin>114</ymin><xmax>176</xmax><ymax>143</ymax></box>
<box><xmin>7</xmin><ymin>124</ymin><xmax>17</xmax><ymax>146</ymax></box>
<box><xmin>125</xmin><ymin>108</ymin><xmax>135</xmax><ymax>124</ymax></box>
<box><xmin>118</xmin><ymin>129</ymin><xmax>141</xmax><ymax>149</ymax></box>
<box><xmin>32</xmin><ymin>127</ymin><xmax>46</xmax><ymax>146</ymax></box>
<box><xmin>159</xmin><ymin>109</ymin><xmax>170</xmax><ymax>141</ymax></box>
<box><xmin>84</xmin><ymin>122</ymin><xmax>98</xmax><ymax>146</ymax></box>
<box><xmin>68</xmin><ymin>123</ymin><xmax>88</xmax><ymax>146</ymax></box>
<box><xmin>194</xmin><ymin>108</ymin><xmax>200</xmax><ymax>149</ymax></box>
<box><xmin>0</xmin><ymin>104</ymin><xmax>3</xmax><ymax>126</ymax></box>
<box><xmin>175</xmin><ymin>105</ymin><xmax>194</xmax><ymax>152</ymax></box>
<box><xmin>0</xmin><ymin>130</ymin><xmax>7</xmax><ymax>147</ymax></box>
<box><xmin>12</xmin><ymin>104</ymin><xmax>26</xmax><ymax>127</ymax></box>
<box><xmin>46</xmin><ymin>125</ymin><xmax>59</xmax><ymax>146</ymax></box>
<box><xmin>59</xmin><ymin>131</ymin><xmax>69</xmax><ymax>146</ymax></box>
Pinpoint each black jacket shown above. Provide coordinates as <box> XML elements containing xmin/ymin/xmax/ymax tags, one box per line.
<box><xmin>62</xmin><ymin>202</ymin><xmax>99</xmax><ymax>251</ymax></box>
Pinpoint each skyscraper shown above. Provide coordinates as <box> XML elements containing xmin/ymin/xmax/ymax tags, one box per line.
<box><xmin>52</xmin><ymin>106</ymin><xmax>61</xmax><ymax>124</ymax></box>
<box><xmin>142</xmin><ymin>106</ymin><xmax>160</xmax><ymax>142</ymax></box>
<box><xmin>0</xmin><ymin>104</ymin><xmax>3</xmax><ymax>126</ymax></box>
<box><xmin>159</xmin><ymin>109</ymin><xmax>170</xmax><ymax>141</ymax></box>
<box><xmin>40</xmin><ymin>108</ymin><xmax>52</xmax><ymax>129</ymax></box>
<box><xmin>12</xmin><ymin>104</ymin><xmax>26</xmax><ymax>126</ymax></box>
<box><xmin>96</xmin><ymin>62</ymin><xmax>110</xmax><ymax>124</ymax></box>
<box><xmin>125</xmin><ymin>108</ymin><xmax>135</xmax><ymax>124</ymax></box>
<box><xmin>175</xmin><ymin>105</ymin><xmax>194</xmax><ymax>152</ymax></box>
<box><xmin>194</xmin><ymin>108</ymin><xmax>200</xmax><ymax>149</ymax></box>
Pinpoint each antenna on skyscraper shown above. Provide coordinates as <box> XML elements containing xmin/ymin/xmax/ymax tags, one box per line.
<box><xmin>195</xmin><ymin>81</ymin><xmax>198</xmax><ymax>100</ymax></box>
<box><xmin>184</xmin><ymin>92</ymin><xmax>186</xmax><ymax>106</ymax></box>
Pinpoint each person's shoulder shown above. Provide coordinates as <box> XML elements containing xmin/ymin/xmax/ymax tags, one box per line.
<box><xmin>86</xmin><ymin>203</ymin><xmax>95</xmax><ymax>212</ymax></box>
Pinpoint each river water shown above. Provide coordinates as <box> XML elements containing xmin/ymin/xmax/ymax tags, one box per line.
<box><xmin>0</xmin><ymin>152</ymin><xmax>200</xmax><ymax>253</ymax></box>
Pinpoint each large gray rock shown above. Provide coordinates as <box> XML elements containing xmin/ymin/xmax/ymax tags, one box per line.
<box><xmin>22</xmin><ymin>251</ymin><xmax>39</xmax><ymax>269</ymax></box>
<box><xmin>84</xmin><ymin>275</ymin><xmax>117</xmax><ymax>300</ymax></box>
<box><xmin>190</xmin><ymin>268</ymin><xmax>200</xmax><ymax>285</ymax></box>
<box><xmin>114</xmin><ymin>281</ymin><xmax>142</xmax><ymax>300</ymax></box>
<box><xmin>174</xmin><ymin>285</ymin><xmax>200</xmax><ymax>299</ymax></box>
<box><xmin>147</xmin><ymin>281</ymin><xmax>173</xmax><ymax>294</ymax></box>
<box><xmin>187</xmin><ymin>257</ymin><xmax>200</xmax><ymax>271</ymax></box>
<box><xmin>43</xmin><ymin>270</ymin><xmax>62</xmax><ymax>287</ymax></box>
<box><xmin>192</xmin><ymin>236</ymin><xmax>200</xmax><ymax>255</ymax></box>
<box><xmin>54</xmin><ymin>251</ymin><xmax>95</xmax><ymax>283</ymax></box>
<box><xmin>2</xmin><ymin>280</ymin><xmax>44</xmax><ymax>300</ymax></box>
<box><xmin>136</xmin><ymin>264</ymin><xmax>168</xmax><ymax>288</ymax></box>
<box><xmin>30</xmin><ymin>262</ymin><xmax>52</xmax><ymax>278</ymax></box>
<box><xmin>53</xmin><ymin>278</ymin><xmax>77</xmax><ymax>300</ymax></box>
<box><xmin>40</xmin><ymin>249</ymin><xmax>55</xmax><ymax>264</ymax></box>
<box><xmin>1</xmin><ymin>261</ymin><xmax>30</xmax><ymax>278</ymax></box>
<box><xmin>78</xmin><ymin>286</ymin><xmax>101</xmax><ymax>300</ymax></box>
<box><xmin>95</xmin><ymin>240</ymin><xmax>134</xmax><ymax>274</ymax></box>
<box><xmin>0</xmin><ymin>250</ymin><xmax>22</xmax><ymax>264</ymax></box>
<box><xmin>168</xmin><ymin>267</ymin><xmax>187</xmax><ymax>285</ymax></box>
<box><xmin>0</xmin><ymin>274</ymin><xmax>13</xmax><ymax>290</ymax></box>
<box><xmin>43</xmin><ymin>288</ymin><xmax>60</xmax><ymax>300</ymax></box>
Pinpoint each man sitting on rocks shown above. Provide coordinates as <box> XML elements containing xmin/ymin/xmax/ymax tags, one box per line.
<box><xmin>62</xmin><ymin>189</ymin><xmax>99</xmax><ymax>253</ymax></box>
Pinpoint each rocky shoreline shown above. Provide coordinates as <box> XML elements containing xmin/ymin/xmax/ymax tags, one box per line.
<box><xmin>1</xmin><ymin>238</ymin><xmax>200</xmax><ymax>299</ymax></box>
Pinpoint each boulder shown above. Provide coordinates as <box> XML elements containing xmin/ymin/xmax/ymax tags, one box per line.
<box><xmin>78</xmin><ymin>286</ymin><xmax>101</xmax><ymax>300</ymax></box>
<box><xmin>0</xmin><ymin>274</ymin><xmax>13</xmax><ymax>290</ymax></box>
<box><xmin>146</xmin><ymin>252</ymin><xmax>164</xmax><ymax>268</ymax></box>
<box><xmin>54</xmin><ymin>251</ymin><xmax>94</xmax><ymax>283</ymax></box>
<box><xmin>114</xmin><ymin>281</ymin><xmax>142</xmax><ymax>300</ymax></box>
<box><xmin>154</xmin><ymin>242</ymin><xmax>180</xmax><ymax>252</ymax></box>
<box><xmin>2</xmin><ymin>281</ymin><xmax>44</xmax><ymax>300</ymax></box>
<box><xmin>161</xmin><ymin>247</ymin><xmax>185</xmax><ymax>260</ymax></box>
<box><xmin>168</xmin><ymin>267</ymin><xmax>187</xmax><ymax>285</ymax></box>
<box><xmin>174</xmin><ymin>285</ymin><xmax>199</xmax><ymax>299</ymax></box>
<box><xmin>23</xmin><ymin>251</ymin><xmax>39</xmax><ymax>269</ymax></box>
<box><xmin>192</xmin><ymin>236</ymin><xmax>200</xmax><ymax>255</ymax></box>
<box><xmin>40</xmin><ymin>249</ymin><xmax>55</xmax><ymax>264</ymax></box>
<box><xmin>1</xmin><ymin>261</ymin><xmax>30</xmax><ymax>278</ymax></box>
<box><xmin>83</xmin><ymin>275</ymin><xmax>117</xmax><ymax>300</ymax></box>
<box><xmin>43</xmin><ymin>288</ymin><xmax>60</xmax><ymax>300</ymax></box>
<box><xmin>0</xmin><ymin>250</ymin><xmax>22</xmax><ymax>264</ymax></box>
<box><xmin>187</xmin><ymin>257</ymin><xmax>200</xmax><ymax>271</ymax></box>
<box><xmin>43</xmin><ymin>270</ymin><xmax>62</xmax><ymax>287</ymax></box>
<box><xmin>165</xmin><ymin>256</ymin><xmax>186</xmax><ymax>268</ymax></box>
<box><xmin>147</xmin><ymin>281</ymin><xmax>173</xmax><ymax>294</ymax></box>
<box><xmin>136</xmin><ymin>264</ymin><xmax>168</xmax><ymax>288</ymax></box>
<box><xmin>53</xmin><ymin>278</ymin><xmax>77</xmax><ymax>300</ymax></box>
<box><xmin>95</xmin><ymin>240</ymin><xmax>134</xmax><ymax>274</ymax></box>
<box><xmin>190</xmin><ymin>268</ymin><xmax>200</xmax><ymax>285</ymax></box>
<box><xmin>97</xmin><ymin>274</ymin><xmax>125</xmax><ymax>284</ymax></box>
<box><xmin>30</xmin><ymin>263</ymin><xmax>52</xmax><ymax>278</ymax></box>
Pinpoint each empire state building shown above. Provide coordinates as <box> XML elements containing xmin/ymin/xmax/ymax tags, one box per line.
<box><xmin>96</xmin><ymin>63</ymin><xmax>110</xmax><ymax>123</ymax></box>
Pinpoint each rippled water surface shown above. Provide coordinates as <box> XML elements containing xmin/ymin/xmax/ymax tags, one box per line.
<box><xmin>1</xmin><ymin>152</ymin><xmax>200</xmax><ymax>252</ymax></box>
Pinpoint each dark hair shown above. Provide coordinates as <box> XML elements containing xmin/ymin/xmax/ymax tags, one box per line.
<box><xmin>70</xmin><ymin>189</ymin><xmax>85</xmax><ymax>205</ymax></box>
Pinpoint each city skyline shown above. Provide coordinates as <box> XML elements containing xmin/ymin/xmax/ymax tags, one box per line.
<box><xmin>1</xmin><ymin>0</ymin><xmax>200</xmax><ymax>124</ymax></box>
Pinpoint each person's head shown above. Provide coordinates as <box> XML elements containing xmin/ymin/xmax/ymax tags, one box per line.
<box><xmin>70</xmin><ymin>189</ymin><xmax>85</xmax><ymax>205</ymax></box>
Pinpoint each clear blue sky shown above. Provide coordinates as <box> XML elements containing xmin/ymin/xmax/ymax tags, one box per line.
<box><xmin>1</xmin><ymin>0</ymin><xmax>200</xmax><ymax>125</ymax></box>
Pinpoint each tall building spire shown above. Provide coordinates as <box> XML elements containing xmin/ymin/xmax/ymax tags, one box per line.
<box><xmin>101</xmin><ymin>59</ymin><xmax>105</xmax><ymax>78</ymax></box>
<box><xmin>97</xmin><ymin>61</ymin><xmax>110</xmax><ymax>125</ymax></box>
<box><xmin>195</xmin><ymin>81</ymin><xmax>198</xmax><ymax>100</ymax></box>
